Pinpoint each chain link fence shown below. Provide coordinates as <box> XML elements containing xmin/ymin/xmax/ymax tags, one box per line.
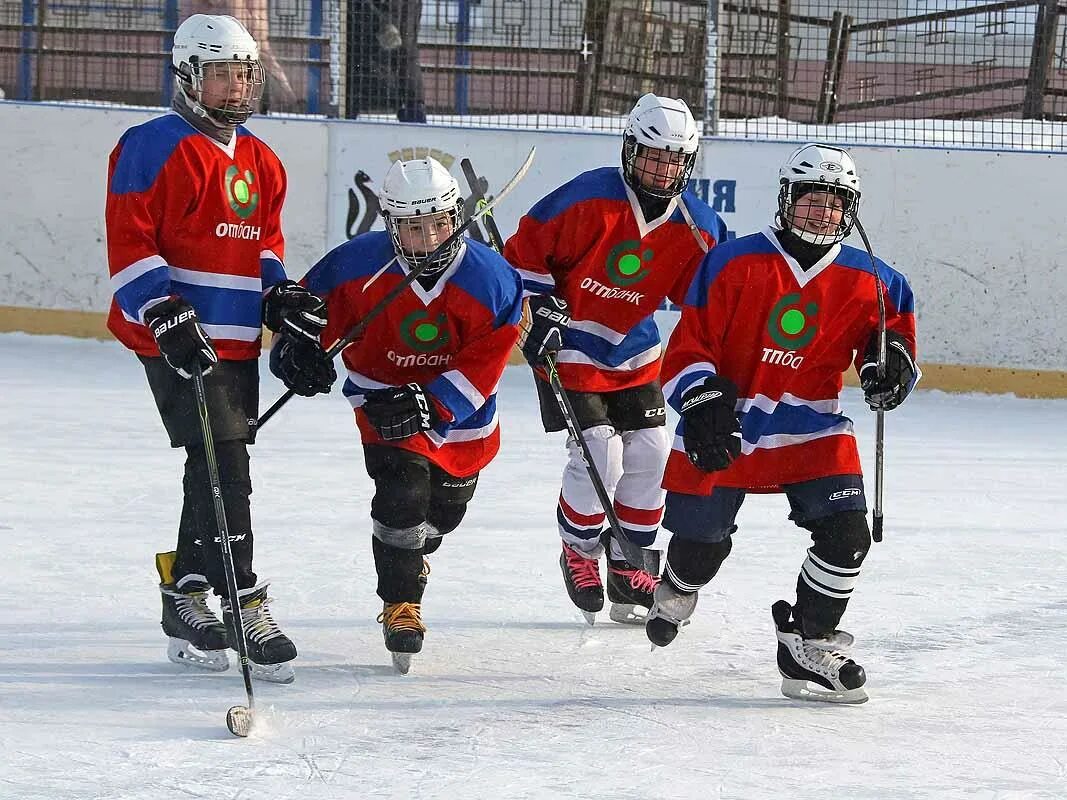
<box><xmin>3</xmin><ymin>0</ymin><xmax>1067</xmax><ymax>149</ymax></box>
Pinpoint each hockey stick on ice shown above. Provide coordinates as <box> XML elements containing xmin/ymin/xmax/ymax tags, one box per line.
<box><xmin>853</xmin><ymin>217</ymin><xmax>886</xmax><ymax>543</ymax></box>
<box><xmin>257</xmin><ymin>146</ymin><xmax>536</xmax><ymax>430</ymax></box>
<box><xmin>191</xmin><ymin>364</ymin><xmax>256</xmax><ymax>737</ymax></box>
<box><xmin>460</xmin><ymin>158</ymin><xmax>655</xmax><ymax>572</ymax></box>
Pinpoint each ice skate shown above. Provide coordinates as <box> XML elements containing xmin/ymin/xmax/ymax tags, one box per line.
<box><xmin>606</xmin><ymin>556</ymin><xmax>660</xmax><ymax>624</ymax></box>
<box><xmin>560</xmin><ymin>542</ymin><xmax>603</xmax><ymax>625</ymax></box>
<box><xmin>223</xmin><ymin>584</ymin><xmax>297</xmax><ymax>684</ymax></box>
<box><xmin>157</xmin><ymin>551</ymin><xmax>229</xmax><ymax>672</ymax></box>
<box><xmin>645</xmin><ymin>579</ymin><xmax>698</xmax><ymax>648</ymax></box>
<box><xmin>378</xmin><ymin>601</ymin><xmax>426</xmax><ymax>675</ymax></box>
<box><xmin>772</xmin><ymin>600</ymin><xmax>867</xmax><ymax>704</ymax></box>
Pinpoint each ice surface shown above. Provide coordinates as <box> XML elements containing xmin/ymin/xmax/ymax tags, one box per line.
<box><xmin>1</xmin><ymin>334</ymin><xmax>1065</xmax><ymax>799</ymax></box>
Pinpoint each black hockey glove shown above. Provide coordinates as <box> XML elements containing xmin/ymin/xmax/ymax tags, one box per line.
<box><xmin>859</xmin><ymin>330</ymin><xmax>917</xmax><ymax>411</ymax></box>
<box><xmin>269</xmin><ymin>330</ymin><xmax>336</xmax><ymax>397</ymax></box>
<box><xmin>144</xmin><ymin>297</ymin><xmax>218</xmax><ymax>379</ymax></box>
<box><xmin>519</xmin><ymin>295</ymin><xmax>571</xmax><ymax>364</ymax></box>
<box><xmin>680</xmin><ymin>375</ymin><xmax>743</xmax><ymax>473</ymax></box>
<box><xmin>362</xmin><ymin>383</ymin><xmax>440</xmax><ymax>441</ymax></box>
<box><xmin>263</xmin><ymin>280</ymin><xmax>328</xmax><ymax>343</ymax></box>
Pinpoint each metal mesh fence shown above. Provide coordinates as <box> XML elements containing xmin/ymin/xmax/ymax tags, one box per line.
<box><xmin>3</xmin><ymin>0</ymin><xmax>1067</xmax><ymax>149</ymax></box>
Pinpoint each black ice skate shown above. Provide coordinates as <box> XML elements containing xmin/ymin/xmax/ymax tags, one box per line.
<box><xmin>606</xmin><ymin>557</ymin><xmax>660</xmax><ymax>624</ymax></box>
<box><xmin>378</xmin><ymin>601</ymin><xmax>426</xmax><ymax>675</ymax></box>
<box><xmin>223</xmin><ymin>584</ymin><xmax>297</xmax><ymax>684</ymax></box>
<box><xmin>772</xmin><ymin>600</ymin><xmax>867</xmax><ymax>704</ymax></box>
<box><xmin>645</xmin><ymin>579</ymin><xmax>698</xmax><ymax>648</ymax></box>
<box><xmin>560</xmin><ymin>542</ymin><xmax>604</xmax><ymax>625</ymax></box>
<box><xmin>156</xmin><ymin>551</ymin><xmax>229</xmax><ymax>672</ymax></box>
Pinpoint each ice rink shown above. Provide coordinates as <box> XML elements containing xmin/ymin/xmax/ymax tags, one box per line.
<box><xmin>1</xmin><ymin>333</ymin><xmax>1065</xmax><ymax>799</ymax></box>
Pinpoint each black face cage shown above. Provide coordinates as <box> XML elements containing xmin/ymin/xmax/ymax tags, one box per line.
<box><xmin>621</xmin><ymin>136</ymin><xmax>696</xmax><ymax>200</ymax></box>
<box><xmin>776</xmin><ymin>180</ymin><xmax>860</xmax><ymax>246</ymax></box>
<box><xmin>174</xmin><ymin>57</ymin><xmax>265</xmax><ymax>126</ymax></box>
<box><xmin>386</xmin><ymin>204</ymin><xmax>465</xmax><ymax>276</ymax></box>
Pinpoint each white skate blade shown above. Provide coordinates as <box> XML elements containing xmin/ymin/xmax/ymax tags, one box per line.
<box><xmin>609</xmin><ymin>603</ymin><xmax>647</xmax><ymax>625</ymax></box>
<box><xmin>167</xmin><ymin>637</ymin><xmax>229</xmax><ymax>672</ymax></box>
<box><xmin>391</xmin><ymin>652</ymin><xmax>413</xmax><ymax>675</ymax></box>
<box><xmin>580</xmin><ymin>610</ymin><xmax>597</xmax><ymax>626</ymax></box>
<box><xmin>780</xmin><ymin>677</ymin><xmax>868</xmax><ymax>705</ymax></box>
<box><xmin>249</xmin><ymin>661</ymin><xmax>295</xmax><ymax>684</ymax></box>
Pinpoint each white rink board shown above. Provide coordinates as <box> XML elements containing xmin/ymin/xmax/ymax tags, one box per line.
<box><xmin>3</xmin><ymin>101</ymin><xmax>1066</xmax><ymax>371</ymax></box>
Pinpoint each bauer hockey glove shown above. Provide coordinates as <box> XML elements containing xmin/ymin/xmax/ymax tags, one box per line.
<box><xmin>263</xmin><ymin>280</ymin><xmax>328</xmax><ymax>343</ymax></box>
<box><xmin>362</xmin><ymin>383</ymin><xmax>441</xmax><ymax>441</ymax></box>
<box><xmin>144</xmin><ymin>297</ymin><xmax>218</xmax><ymax>379</ymax></box>
<box><xmin>859</xmin><ymin>330</ymin><xmax>917</xmax><ymax>411</ymax></box>
<box><xmin>680</xmin><ymin>375</ymin><xmax>743</xmax><ymax>472</ymax></box>
<box><xmin>519</xmin><ymin>295</ymin><xmax>571</xmax><ymax>364</ymax></box>
<box><xmin>269</xmin><ymin>330</ymin><xmax>336</xmax><ymax>397</ymax></box>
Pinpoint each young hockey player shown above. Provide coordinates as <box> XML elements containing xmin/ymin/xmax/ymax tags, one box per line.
<box><xmin>503</xmin><ymin>94</ymin><xmax>727</xmax><ymax>624</ymax></box>
<box><xmin>647</xmin><ymin>144</ymin><xmax>919</xmax><ymax>704</ymax></box>
<box><xmin>272</xmin><ymin>157</ymin><xmax>523</xmax><ymax>672</ymax></box>
<box><xmin>105</xmin><ymin>14</ymin><xmax>331</xmax><ymax>683</ymax></box>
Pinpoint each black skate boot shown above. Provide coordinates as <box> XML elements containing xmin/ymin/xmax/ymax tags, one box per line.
<box><xmin>223</xmin><ymin>583</ymin><xmax>297</xmax><ymax>684</ymax></box>
<box><xmin>157</xmin><ymin>551</ymin><xmax>229</xmax><ymax>672</ymax></box>
<box><xmin>560</xmin><ymin>542</ymin><xmax>604</xmax><ymax>625</ymax></box>
<box><xmin>606</xmin><ymin>556</ymin><xmax>660</xmax><ymax>624</ymax></box>
<box><xmin>645</xmin><ymin>579</ymin><xmax>698</xmax><ymax>648</ymax></box>
<box><xmin>378</xmin><ymin>601</ymin><xmax>426</xmax><ymax>675</ymax></box>
<box><xmin>772</xmin><ymin>600</ymin><xmax>867</xmax><ymax>704</ymax></box>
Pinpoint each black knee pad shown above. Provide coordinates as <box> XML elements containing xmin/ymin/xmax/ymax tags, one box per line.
<box><xmin>427</xmin><ymin>501</ymin><xmax>468</xmax><ymax>538</ymax></box>
<box><xmin>663</xmin><ymin>535</ymin><xmax>733</xmax><ymax>593</ymax></box>
<box><xmin>184</xmin><ymin>440</ymin><xmax>252</xmax><ymax>494</ymax></box>
<box><xmin>802</xmin><ymin>510</ymin><xmax>871</xmax><ymax>569</ymax></box>
<box><xmin>370</xmin><ymin>464</ymin><xmax>431</xmax><ymax>531</ymax></box>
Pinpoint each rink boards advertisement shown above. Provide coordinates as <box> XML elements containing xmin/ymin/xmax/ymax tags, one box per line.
<box><xmin>2</xmin><ymin>101</ymin><xmax>1067</xmax><ymax>393</ymax></box>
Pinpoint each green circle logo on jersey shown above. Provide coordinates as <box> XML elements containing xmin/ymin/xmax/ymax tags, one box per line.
<box><xmin>399</xmin><ymin>310</ymin><xmax>450</xmax><ymax>353</ymax></box>
<box><xmin>767</xmin><ymin>293</ymin><xmax>819</xmax><ymax>349</ymax></box>
<box><xmin>605</xmin><ymin>240</ymin><xmax>653</xmax><ymax>287</ymax></box>
<box><xmin>225</xmin><ymin>165</ymin><xmax>259</xmax><ymax>219</ymax></box>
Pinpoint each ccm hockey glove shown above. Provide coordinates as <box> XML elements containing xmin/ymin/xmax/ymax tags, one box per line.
<box><xmin>269</xmin><ymin>331</ymin><xmax>336</xmax><ymax>397</ymax></box>
<box><xmin>362</xmin><ymin>383</ymin><xmax>440</xmax><ymax>441</ymax></box>
<box><xmin>859</xmin><ymin>330</ymin><xmax>917</xmax><ymax>411</ymax></box>
<box><xmin>263</xmin><ymin>280</ymin><xmax>328</xmax><ymax>343</ymax></box>
<box><xmin>680</xmin><ymin>375</ymin><xmax>743</xmax><ymax>472</ymax></box>
<box><xmin>144</xmin><ymin>297</ymin><xmax>218</xmax><ymax>379</ymax></box>
<box><xmin>519</xmin><ymin>295</ymin><xmax>571</xmax><ymax>363</ymax></box>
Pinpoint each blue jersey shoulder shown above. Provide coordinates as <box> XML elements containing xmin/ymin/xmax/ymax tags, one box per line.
<box><xmin>303</xmin><ymin>231</ymin><xmax>397</xmax><ymax>297</ymax></box>
<box><xmin>109</xmin><ymin>114</ymin><xmax>197</xmax><ymax>195</ymax></box>
<box><xmin>836</xmin><ymin>243</ymin><xmax>915</xmax><ymax>314</ymax></box>
<box><xmin>675</xmin><ymin>192</ymin><xmax>728</xmax><ymax>242</ymax></box>
<box><xmin>528</xmin><ymin>167</ymin><xmax>627</xmax><ymax>224</ymax></box>
<box><xmin>682</xmin><ymin>232</ymin><xmax>774</xmax><ymax>308</ymax></box>
<box><xmin>453</xmin><ymin>240</ymin><xmax>524</xmax><ymax>327</ymax></box>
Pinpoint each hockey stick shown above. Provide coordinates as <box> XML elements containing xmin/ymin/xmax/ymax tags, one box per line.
<box><xmin>191</xmin><ymin>364</ymin><xmax>256</xmax><ymax>737</ymax></box>
<box><xmin>257</xmin><ymin>146</ymin><xmax>536</xmax><ymax>429</ymax></box>
<box><xmin>459</xmin><ymin>158</ymin><xmax>655</xmax><ymax>572</ymax></box>
<box><xmin>853</xmin><ymin>217</ymin><xmax>886</xmax><ymax>543</ymax></box>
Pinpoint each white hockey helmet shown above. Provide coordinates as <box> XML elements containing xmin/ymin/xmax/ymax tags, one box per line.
<box><xmin>777</xmin><ymin>143</ymin><xmax>861</xmax><ymax>245</ymax></box>
<box><xmin>379</xmin><ymin>157</ymin><xmax>464</xmax><ymax>274</ymax></box>
<box><xmin>171</xmin><ymin>14</ymin><xmax>264</xmax><ymax>126</ymax></box>
<box><xmin>622</xmin><ymin>93</ymin><xmax>699</xmax><ymax>199</ymax></box>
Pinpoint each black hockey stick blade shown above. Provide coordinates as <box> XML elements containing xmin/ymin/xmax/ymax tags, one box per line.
<box><xmin>226</xmin><ymin>704</ymin><xmax>253</xmax><ymax>737</ymax></box>
<box><xmin>257</xmin><ymin>146</ymin><xmax>536</xmax><ymax>430</ymax></box>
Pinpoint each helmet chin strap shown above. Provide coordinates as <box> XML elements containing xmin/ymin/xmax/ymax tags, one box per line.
<box><xmin>175</xmin><ymin>85</ymin><xmax>236</xmax><ymax>137</ymax></box>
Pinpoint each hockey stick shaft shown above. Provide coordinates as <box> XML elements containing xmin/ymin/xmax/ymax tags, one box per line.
<box><xmin>257</xmin><ymin>146</ymin><xmax>537</xmax><ymax>430</ymax></box>
<box><xmin>853</xmin><ymin>217</ymin><xmax>886</xmax><ymax>543</ymax></box>
<box><xmin>459</xmin><ymin>159</ymin><xmax>651</xmax><ymax>567</ymax></box>
<box><xmin>192</xmin><ymin>365</ymin><xmax>255</xmax><ymax>726</ymax></box>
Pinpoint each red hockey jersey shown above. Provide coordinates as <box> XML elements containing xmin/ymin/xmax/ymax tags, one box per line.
<box><xmin>303</xmin><ymin>233</ymin><xmax>523</xmax><ymax>478</ymax></box>
<box><xmin>662</xmin><ymin>227</ymin><xmax>918</xmax><ymax>495</ymax></box>
<box><xmin>106</xmin><ymin>113</ymin><xmax>288</xmax><ymax>360</ymax></box>
<box><xmin>504</xmin><ymin>167</ymin><xmax>727</xmax><ymax>393</ymax></box>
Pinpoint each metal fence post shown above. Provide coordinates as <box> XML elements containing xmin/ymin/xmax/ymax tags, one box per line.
<box><xmin>161</xmin><ymin>0</ymin><xmax>178</xmax><ymax>107</ymax></box>
<box><xmin>308</xmin><ymin>0</ymin><xmax>323</xmax><ymax>114</ymax></box>
<box><xmin>775</xmin><ymin>0</ymin><xmax>790</xmax><ymax>120</ymax></box>
<box><xmin>455</xmin><ymin>0</ymin><xmax>471</xmax><ymax>115</ymax></box>
<box><xmin>704</xmin><ymin>0</ymin><xmax>720</xmax><ymax>136</ymax></box>
<box><xmin>1023</xmin><ymin>0</ymin><xmax>1059</xmax><ymax>119</ymax></box>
